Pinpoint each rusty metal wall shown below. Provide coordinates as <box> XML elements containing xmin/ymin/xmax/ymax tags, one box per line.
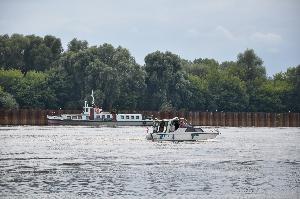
<box><xmin>142</xmin><ymin>111</ymin><xmax>300</xmax><ymax>127</ymax></box>
<box><xmin>0</xmin><ymin>109</ymin><xmax>299</xmax><ymax>127</ymax></box>
<box><xmin>0</xmin><ymin>109</ymin><xmax>81</xmax><ymax>125</ymax></box>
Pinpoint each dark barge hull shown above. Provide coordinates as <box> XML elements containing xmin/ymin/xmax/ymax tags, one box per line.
<box><xmin>47</xmin><ymin>119</ymin><xmax>153</xmax><ymax>126</ymax></box>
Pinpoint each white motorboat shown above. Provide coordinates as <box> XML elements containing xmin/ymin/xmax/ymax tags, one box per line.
<box><xmin>146</xmin><ymin>117</ymin><xmax>219</xmax><ymax>141</ymax></box>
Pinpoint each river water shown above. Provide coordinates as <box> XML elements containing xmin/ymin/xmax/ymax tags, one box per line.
<box><xmin>0</xmin><ymin>126</ymin><xmax>299</xmax><ymax>198</ymax></box>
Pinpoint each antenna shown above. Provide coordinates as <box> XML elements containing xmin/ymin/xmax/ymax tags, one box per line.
<box><xmin>91</xmin><ymin>90</ymin><xmax>95</xmax><ymax>106</ymax></box>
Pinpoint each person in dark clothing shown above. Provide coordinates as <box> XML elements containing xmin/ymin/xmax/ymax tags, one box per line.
<box><xmin>159</xmin><ymin>122</ymin><xmax>164</xmax><ymax>132</ymax></box>
<box><xmin>174</xmin><ymin>121</ymin><xmax>179</xmax><ymax>130</ymax></box>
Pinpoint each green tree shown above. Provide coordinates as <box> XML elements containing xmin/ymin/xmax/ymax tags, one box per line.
<box><xmin>67</xmin><ymin>38</ymin><xmax>88</xmax><ymax>52</ymax></box>
<box><xmin>0</xmin><ymin>34</ymin><xmax>28</xmax><ymax>71</ymax></box>
<box><xmin>1</xmin><ymin>33</ymin><xmax>298</xmax><ymax>113</ymax></box>
<box><xmin>187</xmin><ymin>58</ymin><xmax>219</xmax><ymax>77</ymax></box>
<box><xmin>271</xmin><ymin>65</ymin><xmax>300</xmax><ymax>112</ymax></box>
<box><xmin>187</xmin><ymin>75</ymin><xmax>208</xmax><ymax>110</ymax></box>
<box><xmin>144</xmin><ymin>51</ymin><xmax>187</xmax><ymax>110</ymax></box>
<box><xmin>287</xmin><ymin>65</ymin><xmax>300</xmax><ymax>111</ymax></box>
<box><xmin>253</xmin><ymin>77</ymin><xmax>292</xmax><ymax>112</ymax></box>
<box><xmin>0</xmin><ymin>86</ymin><xmax>18</xmax><ymax>109</ymax></box>
<box><xmin>203</xmin><ymin>66</ymin><xmax>248</xmax><ymax>111</ymax></box>
<box><xmin>0</xmin><ymin>69</ymin><xmax>56</xmax><ymax>108</ymax></box>
<box><xmin>237</xmin><ymin>49</ymin><xmax>266</xmax><ymax>82</ymax></box>
<box><xmin>46</xmin><ymin>66</ymin><xmax>74</xmax><ymax>109</ymax></box>
<box><xmin>57</xmin><ymin>42</ymin><xmax>145</xmax><ymax>110</ymax></box>
<box><xmin>236</xmin><ymin>49</ymin><xmax>266</xmax><ymax>111</ymax></box>
<box><xmin>0</xmin><ymin>34</ymin><xmax>62</xmax><ymax>75</ymax></box>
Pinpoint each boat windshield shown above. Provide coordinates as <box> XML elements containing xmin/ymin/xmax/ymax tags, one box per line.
<box><xmin>185</xmin><ymin>127</ymin><xmax>204</xmax><ymax>132</ymax></box>
<box><xmin>158</xmin><ymin>121</ymin><xmax>167</xmax><ymax>132</ymax></box>
<box><xmin>153</xmin><ymin>121</ymin><xmax>169</xmax><ymax>132</ymax></box>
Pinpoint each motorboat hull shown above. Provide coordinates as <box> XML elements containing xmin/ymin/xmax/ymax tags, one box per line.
<box><xmin>146</xmin><ymin>128</ymin><xmax>219</xmax><ymax>141</ymax></box>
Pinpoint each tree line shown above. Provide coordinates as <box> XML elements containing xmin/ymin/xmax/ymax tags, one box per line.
<box><xmin>0</xmin><ymin>33</ymin><xmax>299</xmax><ymax>112</ymax></box>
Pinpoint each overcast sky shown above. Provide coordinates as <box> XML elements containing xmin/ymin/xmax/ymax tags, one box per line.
<box><xmin>0</xmin><ymin>0</ymin><xmax>299</xmax><ymax>76</ymax></box>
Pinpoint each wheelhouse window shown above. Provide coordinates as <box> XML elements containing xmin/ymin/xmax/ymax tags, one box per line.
<box><xmin>67</xmin><ymin>116</ymin><xmax>71</xmax><ymax>119</ymax></box>
<box><xmin>107</xmin><ymin>115</ymin><xmax>110</xmax><ymax>118</ymax></box>
<box><xmin>78</xmin><ymin>116</ymin><xmax>82</xmax><ymax>119</ymax></box>
<box><xmin>126</xmin><ymin>116</ymin><xmax>129</xmax><ymax>119</ymax></box>
<box><xmin>121</xmin><ymin>115</ymin><xmax>124</xmax><ymax>119</ymax></box>
<box><xmin>72</xmin><ymin>116</ymin><xmax>77</xmax><ymax>119</ymax></box>
<box><xmin>136</xmin><ymin>116</ymin><xmax>139</xmax><ymax>119</ymax></box>
<box><xmin>131</xmin><ymin>116</ymin><xmax>134</xmax><ymax>119</ymax></box>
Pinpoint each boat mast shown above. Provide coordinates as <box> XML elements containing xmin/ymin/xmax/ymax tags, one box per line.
<box><xmin>91</xmin><ymin>90</ymin><xmax>95</xmax><ymax>106</ymax></box>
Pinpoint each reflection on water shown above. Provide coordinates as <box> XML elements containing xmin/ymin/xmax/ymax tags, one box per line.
<box><xmin>0</xmin><ymin>126</ymin><xmax>299</xmax><ymax>198</ymax></box>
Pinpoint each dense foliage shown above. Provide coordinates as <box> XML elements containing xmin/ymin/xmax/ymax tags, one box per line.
<box><xmin>0</xmin><ymin>34</ymin><xmax>299</xmax><ymax>112</ymax></box>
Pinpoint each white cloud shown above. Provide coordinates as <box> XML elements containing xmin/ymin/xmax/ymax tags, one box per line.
<box><xmin>0</xmin><ymin>0</ymin><xmax>299</xmax><ymax>76</ymax></box>
<box><xmin>215</xmin><ymin>25</ymin><xmax>236</xmax><ymax>40</ymax></box>
<box><xmin>251</xmin><ymin>32</ymin><xmax>282</xmax><ymax>44</ymax></box>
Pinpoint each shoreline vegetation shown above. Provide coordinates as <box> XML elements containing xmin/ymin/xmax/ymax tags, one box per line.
<box><xmin>0</xmin><ymin>33</ymin><xmax>299</xmax><ymax>112</ymax></box>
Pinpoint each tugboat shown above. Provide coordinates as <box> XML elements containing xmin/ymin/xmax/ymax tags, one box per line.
<box><xmin>47</xmin><ymin>91</ymin><xmax>153</xmax><ymax>126</ymax></box>
<box><xmin>146</xmin><ymin>117</ymin><xmax>219</xmax><ymax>141</ymax></box>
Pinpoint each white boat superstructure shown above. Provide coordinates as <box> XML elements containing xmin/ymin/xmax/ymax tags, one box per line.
<box><xmin>146</xmin><ymin>117</ymin><xmax>219</xmax><ymax>141</ymax></box>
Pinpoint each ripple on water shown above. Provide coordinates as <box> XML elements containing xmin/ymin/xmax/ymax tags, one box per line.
<box><xmin>0</xmin><ymin>126</ymin><xmax>299</xmax><ymax>198</ymax></box>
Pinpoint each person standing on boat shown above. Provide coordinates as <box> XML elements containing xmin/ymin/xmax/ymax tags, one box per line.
<box><xmin>174</xmin><ymin>120</ymin><xmax>179</xmax><ymax>130</ymax></box>
<box><xmin>170</xmin><ymin>120</ymin><xmax>179</xmax><ymax>132</ymax></box>
<box><xmin>159</xmin><ymin>122</ymin><xmax>164</xmax><ymax>132</ymax></box>
<box><xmin>170</xmin><ymin>124</ymin><xmax>175</xmax><ymax>132</ymax></box>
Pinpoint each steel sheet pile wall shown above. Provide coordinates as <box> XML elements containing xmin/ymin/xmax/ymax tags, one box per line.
<box><xmin>0</xmin><ymin>109</ymin><xmax>299</xmax><ymax>126</ymax></box>
<box><xmin>141</xmin><ymin>111</ymin><xmax>300</xmax><ymax>127</ymax></box>
<box><xmin>0</xmin><ymin>109</ymin><xmax>81</xmax><ymax>125</ymax></box>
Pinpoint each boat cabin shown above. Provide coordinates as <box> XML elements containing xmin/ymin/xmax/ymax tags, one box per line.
<box><xmin>83</xmin><ymin>101</ymin><xmax>149</xmax><ymax>122</ymax></box>
<box><xmin>153</xmin><ymin>117</ymin><xmax>180</xmax><ymax>133</ymax></box>
<box><xmin>116</xmin><ymin>114</ymin><xmax>144</xmax><ymax>121</ymax></box>
<box><xmin>152</xmin><ymin>117</ymin><xmax>203</xmax><ymax>133</ymax></box>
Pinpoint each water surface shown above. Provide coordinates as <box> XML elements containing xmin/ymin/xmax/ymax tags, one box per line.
<box><xmin>0</xmin><ymin>126</ymin><xmax>299</xmax><ymax>198</ymax></box>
